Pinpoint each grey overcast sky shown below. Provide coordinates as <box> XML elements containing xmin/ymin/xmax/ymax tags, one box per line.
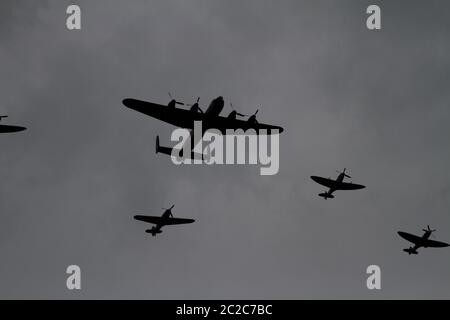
<box><xmin>1</xmin><ymin>0</ymin><xmax>450</xmax><ymax>299</ymax></box>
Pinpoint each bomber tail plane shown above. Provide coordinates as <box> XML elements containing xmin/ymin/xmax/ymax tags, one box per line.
<box><xmin>155</xmin><ymin>135</ymin><xmax>209</xmax><ymax>161</ymax></box>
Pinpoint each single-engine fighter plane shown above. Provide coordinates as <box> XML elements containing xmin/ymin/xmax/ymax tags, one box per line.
<box><xmin>310</xmin><ymin>168</ymin><xmax>365</xmax><ymax>199</ymax></box>
<box><xmin>0</xmin><ymin>116</ymin><xmax>26</xmax><ymax>133</ymax></box>
<box><xmin>122</xmin><ymin>94</ymin><xmax>284</xmax><ymax>157</ymax></box>
<box><xmin>398</xmin><ymin>225</ymin><xmax>449</xmax><ymax>255</ymax></box>
<box><xmin>133</xmin><ymin>205</ymin><xmax>195</xmax><ymax>237</ymax></box>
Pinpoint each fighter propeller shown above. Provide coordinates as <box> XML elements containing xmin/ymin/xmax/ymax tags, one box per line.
<box><xmin>336</xmin><ymin>168</ymin><xmax>351</xmax><ymax>179</ymax></box>
<box><xmin>423</xmin><ymin>225</ymin><xmax>437</xmax><ymax>238</ymax></box>
<box><xmin>162</xmin><ymin>204</ymin><xmax>175</xmax><ymax>211</ymax></box>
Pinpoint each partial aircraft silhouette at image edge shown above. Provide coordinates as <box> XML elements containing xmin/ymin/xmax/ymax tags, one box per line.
<box><xmin>0</xmin><ymin>116</ymin><xmax>26</xmax><ymax>133</ymax></box>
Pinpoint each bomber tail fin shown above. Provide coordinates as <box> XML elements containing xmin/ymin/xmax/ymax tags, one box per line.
<box><xmin>155</xmin><ymin>135</ymin><xmax>176</xmax><ymax>156</ymax></box>
<box><xmin>156</xmin><ymin>135</ymin><xmax>160</xmax><ymax>154</ymax></box>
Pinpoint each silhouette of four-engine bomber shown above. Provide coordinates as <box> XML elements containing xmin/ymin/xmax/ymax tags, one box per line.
<box><xmin>122</xmin><ymin>94</ymin><xmax>284</xmax><ymax>158</ymax></box>
<box><xmin>134</xmin><ymin>205</ymin><xmax>195</xmax><ymax>237</ymax></box>
<box><xmin>398</xmin><ymin>225</ymin><xmax>450</xmax><ymax>255</ymax></box>
<box><xmin>0</xmin><ymin>115</ymin><xmax>26</xmax><ymax>133</ymax></box>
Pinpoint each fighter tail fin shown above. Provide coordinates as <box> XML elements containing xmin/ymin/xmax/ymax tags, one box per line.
<box><xmin>318</xmin><ymin>192</ymin><xmax>334</xmax><ymax>200</ymax></box>
<box><xmin>403</xmin><ymin>247</ymin><xmax>418</xmax><ymax>255</ymax></box>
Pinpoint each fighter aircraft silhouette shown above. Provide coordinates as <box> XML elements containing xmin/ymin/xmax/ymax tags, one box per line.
<box><xmin>133</xmin><ymin>205</ymin><xmax>195</xmax><ymax>237</ymax></box>
<box><xmin>122</xmin><ymin>94</ymin><xmax>284</xmax><ymax>157</ymax></box>
<box><xmin>310</xmin><ymin>168</ymin><xmax>365</xmax><ymax>199</ymax></box>
<box><xmin>0</xmin><ymin>116</ymin><xmax>26</xmax><ymax>133</ymax></box>
<box><xmin>398</xmin><ymin>225</ymin><xmax>449</xmax><ymax>255</ymax></box>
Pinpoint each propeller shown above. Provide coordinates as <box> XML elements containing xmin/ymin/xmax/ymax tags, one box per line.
<box><xmin>162</xmin><ymin>204</ymin><xmax>175</xmax><ymax>211</ymax></box>
<box><xmin>187</xmin><ymin>97</ymin><xmax>204</xmax><ymax>113</ymax></box>
<box><xmin>337</xmin><ymin>168</ymin><xmax>351</xmax><ymax>178</ymax></box>
<box><xmin>186</xmin><ymin>97</ymin><xmax>200</xmax><ymax>106</ymax></box>
<box><xmin>248</xmin><ymin>109</ymin><xmax>259</xmax><ymax>123</ymax></box>
<box><xmin>168</xmin><ymin>92</ymin><xmax>184</xmax><ymax>105</ymax></box>
<box><xmin>229</xmin><ymin>103</ymin><xmax>247</xmax><ymax>117</ymax></box>
<box><xmin>423</xmin><ymin>225</ymin><xmax>436</xmax><ymax>234</ymax></box>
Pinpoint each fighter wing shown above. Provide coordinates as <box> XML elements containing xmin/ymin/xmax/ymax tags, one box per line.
<box><xmin>310</xmin><ymin>176</ymin><xmax>336</xmax><ymax>188</ymax></box>
<box><xmin>398</xmin><ymin>232</ymin><xmax>425</xmax><ymax>245</ymax></box>
<box><xmin>134</xmin><ymin>215</ymin><xmax>166</xmax><ymax>225</ymax></box>
<box><xmin>0</xmin><ymin>125</ymin><xmax>26</xmax><ymax>133</ymax></box>
<box><xmin>204</xmin><ymin>116</ymin><xmax>284</xmax><ymax>134</ymax></box>
<box><xmin>123</xmin><ymin>98</ymin><xmax>202</xmax><ymax>129</ymax></box>
<box><xmin>333</xmin><ymin>182</ymin><xmax>365</xmax><ymax>190</ymax></box>
<box><xmin>134</xmin><ymin>215</ymin><xmax>195</xmax><ymax>226</ymax></box>
<box><xmin>422</xmin><ymin>239</ymin><xmax>450</xmax><ymax>248</ymax></box>
<box><xmin>162</xmin><ymin>218</ymin><xmax>195</xmax><ymax>225</ymax></box>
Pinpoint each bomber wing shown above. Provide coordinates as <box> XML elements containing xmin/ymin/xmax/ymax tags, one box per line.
<box><xmin>123</xmin><ymin>98</ymin><xmax>283</xmax><ymax>133</ymax></box>
<box><xmin>123</xmin><ymin>99</ymin><xmax>200</xmax><ymax>129</ymax></box>
<box><xmin>203</xmin><ymin>116</ymin><xmax>284</xmax><ymax>134</ymax></box>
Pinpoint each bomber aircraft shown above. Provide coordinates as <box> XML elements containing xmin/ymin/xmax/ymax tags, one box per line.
<box><xmin>122</xmin><ymin>94</ymin><xmax>284</xmax><ymax>157</ymax></box>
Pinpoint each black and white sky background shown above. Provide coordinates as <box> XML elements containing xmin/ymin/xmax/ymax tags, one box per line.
<box><xmin>1</xmin><ymin>0</ymin><xmax>450</xmax><ymax>299</ymax></box>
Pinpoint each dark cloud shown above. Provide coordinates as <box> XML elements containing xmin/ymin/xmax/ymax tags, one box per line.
<box><xmin>0</xmin><ymin>0</ymin><xmax>450</xmax><ymax>298</ymax></box>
